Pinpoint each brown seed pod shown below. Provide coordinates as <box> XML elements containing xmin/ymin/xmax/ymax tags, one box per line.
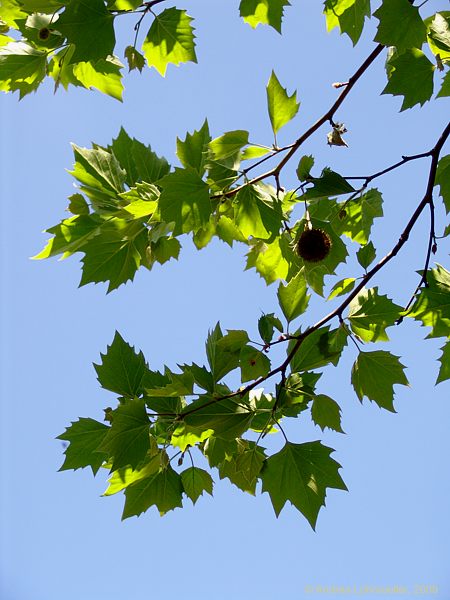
<box><xmin>296</xmin><ymin>228</ymin><xmax>332</xmax><ymax>262</ymax></box>
<box><xmin>38</xmin><ymin>27</ymin><xmax>50</xmax><ymax>40</ymax></box>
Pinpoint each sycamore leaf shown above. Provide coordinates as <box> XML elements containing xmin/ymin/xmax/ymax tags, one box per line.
<box><xmin>181</xmin><ymin>467</ymin><xmax>213</xmax><ymax>504</ymax></box>
<box><xmin>427</xmin><ymin>12</ymin><xmax>450</xmax><ymax>59</ymax></box>
<box><xmin>289</xmin><ymin>326</ymin><xmax>347</xmax><ymax>372</ymax></box>
<box><xmin>246</xmin><ymin>232</ymin><xmax>299</xmax><ymax>285</ymax></box>
<box><xmin>437</xmin><ymin>70</ymin><xmax>450</xmax><ymax>98</ymax></box>
<box><xmin>261</xmin><ymin>441</ymin><xmax>347</xmax><ymax>528</ymax></box>
<box><xmin>239</xmin><ymin>0</ymin><xmax>290</xmax><ymax>33</ymax></box>
<box><xmin>435</xmin><ymin>155</ymin><xmax>450</xmax><ymax>213</ymax></box>
<box><xmin>57</xmin><ymin>418</ymin><xmax>109</xmax><ymax>475</ymax></box>
<box><xmin>240</xmin><ymin>345</ymin><xmax>271</xmax><ymax>382</ymax></box>
<box><xmin>72</xmin><ymin>56</ymin><xmax>124</xmax><ymax>101</ymax></box>
<box><xmin>311</xmin><ymin>394</ymin><xmax>344</xmax><ymax>433</ymax></box>
<box><xmin>333</xmin><ymin>189</ymin><xmax>383</xmax><ymax>245</ymax></box>
<box><xmin>303</xmin><ymin>168</ymin><xmax>354</xmax><ymax>199</ymax></box>
<box><xmin>234</xmin><ymin>184</ymin><xmax>283</xmax><ymax>241</ymax></box>
<box><xmin>110</xmin><ymin>127</ymin><xmax>170</xmax><ymax>187</ymax></box>
<box><xmin>124</xmin><ymin>45</ymin><xmax>145</xmax><ymax>72</ymax></box>
<box><xmin>351</xmin><ymin>351</ymin><xmax>409</xmax><ymax>412</ymax></box>
<box><xmin>437</xmin><ymin>340</ymin><xmax>450</xmax><ymax>384</ymax></box>
<box><xmin>205</xmin><ymin>323</ymin><xmax>242</xmax><ymax>383</ymax></box>
<box><xmin>382</xmin><ymin>49</ymin><xmax>434</xmax><ymax>111</ymax></box>
<box><xmin>219</xmin><ymin>442</ymin><xmax>266</xmax><ymax>494</ymax></box>
<box><xmin>1</xmin><ymin>0</ymin><xmax>28</xmax><ymax>27</ymax></box>
<box><xmin>79</xmin><ymin>221</ymin><xmax>148</xmax><ymax>292</ymax></box>
<box><xmin>296</xmin><ymin>155</ymin><xmax>314</xmax><ymax>181</ymax></box>
<box><xmin>98</xmin><ymin>399</ymin><xmax>151</xmax><ymax>470</ymax></box>
<box><xmin>357</xmin><ymin>241</ymin><xmax>376</xmax><ymax>270</ymax></box>
<box><xmin>328</xmin><ymin>278</ymin><xmax>355</xmax><ymax>300</ymax></box>
<box><xmin>408</xmin><ymin>264</ymin><xmax>450</xmax><ymax>338</ymax></box>
<box><xmin>258</xmin><ymin>313</ymin><xmax>283</xmax><ymax>344</ymax></box>
<box><xmin>0</xmin><ymin>41</ymin><xmax>46</xmax><ymax>96</ymax></box>
<box><xmin>374</xmin><ymin>0</ymin><xmax>427</xmax><ymax>51</ymax></box>
<box><xmin>57</xmin><ymin>0</ymin><xmax>115</xmax><ymax>63</ymax></box>
<box><xmin>158</xmin><ymin>167</ymin><xmax>211</xmax><ymax>235</ymax></box>
<box><xmin>323</xmin><ymin>0</ymin><xmax>370</xmax><ymax>45</ymax></box>
<box><xmin>122</xmin><ymin>465</ymin><xmax>183</xmax><ymax>518</ymax></box>
<box><xmin>182</xmin><ymin>396</ymin><xmax>253</xmax><ymax>440</ymax></box>
<box><xmin>348</xmin><ymin>287</ymin><xmax>403</xmax><ymax>342</ymax></box>
<box><xmin>177</xmin><ymin>119</ymin><xmax>211</xmax><ymax>176</ymax></box>
<box><xmin>94</xmin><ymin>331</ymin><xmax>148</xmax><ymax>397</ymax></box>
<box><xmin>277</xmin><ymin>270</ymin><xmax>310</xmax><ymax>323</ymax></box>
<box><xmin>266</xmin><ymin>70</ymin><xmax>299</xmax><ymax>136</ymax></box>
<box><xmin>142</xmin><ymin>8</ymin><xmax>197</xmax><ymax>76</ymax></box>
<box><xmin>203</xmin><ymin>436</ymin><xmax>238</xmax><ymax>468</ymax></box>
<box><xmin>33</xmin><ymin>214</ymin><xmax>101</xmax><ymax>260</ymax></box>
<box><xmin>209</xmin><ymin>130</ymin><xmax>249</xmax><ymax>161</ymax></box>
<box><xmin>103</xmin><ymin>454</ymin><xmax>161</xmax><ymax>496</ymax></box>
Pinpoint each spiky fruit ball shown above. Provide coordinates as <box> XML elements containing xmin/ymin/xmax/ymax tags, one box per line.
<box><xmin>296</xmin><ymin>228</ymin><xmax>332</xmax><ymax>262</ymax></box>
<box><xmin>38</xmin><ymin>27</ymin><xmax>50</xmax><ymax>40</ymax></box>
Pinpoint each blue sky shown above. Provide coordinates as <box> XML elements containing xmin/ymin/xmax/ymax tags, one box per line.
<box><xmin>1</xmin><ymin>1</ymin><xmax>449</xmax><ymax>599</ymax></box>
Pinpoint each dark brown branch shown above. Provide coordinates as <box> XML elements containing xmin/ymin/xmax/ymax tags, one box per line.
<box><xmin>212</xmin><ymin>43</ymin><xmax>385</xmax><ymax>200</ymax></box>
<box><xmin>176</xmin><ymin>119</ymin><xmax>450</xmax><ymax>421</ymax></box>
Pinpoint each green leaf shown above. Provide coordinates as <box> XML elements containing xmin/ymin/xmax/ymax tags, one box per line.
<box><xmin>181</xmin><ymin>467</ymin><xmax>213</xmax><ymax>504</ymax></box>
<box><xmin>205</xmin><ymin>323</ymin><xmax>242</xmax><ymax>384</ymax></box>
<box><xmin>240</xmin><ymin>345</ymin><xmax>271</xmax><ymax>382</ymax></box>
<box><xmin>110</xmin><ymin>128</ymin><xmax>170</xmax><ymax>187</ymax></box>
<box><xmin>219</xmin><ymin>442</ymin><xmax>266</xmax><ymax>494</ymax></box>
<box><xmin>80</xmin><ymin>221</ymin><xmax>148</xmax><ymax>292</ymax></box>
<box><xmin>408</xmin><ymin>264</ymin><xmax>450</xmax><ymax>338</ymax></box>
<box><xmin>266</xmin><ymin>70</ymin><xmax>299</xmax><ymax>136</ymax></box>
<box><xmin>277</xmin><ymin>372</ymin><xmax>320</xmax><ymax>417</ymax></box>
<box><xmin>103</xmin><ymin>454</ymin><xmax>161</xmax><ymax>496</ymax></box>
<box><xmin>348</xmin><ymin>287</ymin><xmax>403</xmax><ymax>342</ymax></box>
<box><xmin>20</xmin><ymin>0</ymin><xmax>64</xmax><ymax>12</ymax></box>
<box><xmin>277</xmin><ymin>270</ymin><xmax>310</xmax><ymax>323</ymax></box>
<box><xmin>437</xmin><ymin>70</ymin><xmax>450</xmax><ymax>98</ymax></box>
<box><xmin>68</xmin><ymin>193</ymin><xmax>89</xmax><ymax>216</ymax></box>
<box><xmin>311</xmin><ymin>395</ymin><xmax>344</xmax><ymax>433</ymax></box>
<box><xmin>177</xmin><ymin>119</ymin><xmax>211</xmax><ymax>176</ymax></box>
<box><xmin>296</xmin><ymin>155</ymin><xmax>314</xmax><ymax>181</ymax></box>
<box><xmin>0</xmin><ymin>41</ymin><xmax>46</xmax><ymax>97</ymax></box>
<box><xmin>122</xmin><ymin>464</ymin><xmax>183</xmax><ymax>518</ymax></box>
<box><xmin>142</xmin><ymin>8</ymin><xmax>196</xmax><ymax>76</ymax></box>
<box><xmin>94</xmin><ymin>331</ymin><xmax>148</xmax><ymax>397</ymax></box>
<box><xmin>374</xmin><ymin>0</ymin><xmax>427</xmax><ymax>51</ymax></box>
<box><xmin>357</xmin><ymin>241</ymin><xmax>376</xmax><ymax>270</ymax></box>
<box><xmin>98</xmin><ymin>399</ymin><xmax>151</xmax><ymax>470</ymax></box>
<box><xmin>303</xmin><ymin>167</ymin><xmax>354</xmax><ymax>199</ymax></box>
<box><xmin>72</xmin><ymin>56</ymin><xmax>124</xmax><ymax>101</ymax></box>
<box><xmin>32</xmin><ymin>214</ymin><xmax>101</xmax><ymax>260</ymax></box>
<box><xmin>382</xmin><ymin>49</ymin><xmax>434</xmax><ymax>111</ymax></box>
<box><xmin>327</xmin><ymin>277</ymin><xmax>355</xmax><ymax>300</ymax></box>
<box><xmin>245</xmin><ymin>232</ymin><xmax>299</xmax><ymax>285</ymax></box>
<box><xmin>261</xmin><ymin>441</ymin><xmax>347</xmax><ymax>528</ymax></box>
<box><xmin>289</xmin><ymin>326</ymin><xmax>347</xmax><ymax>372</ymax></box>
<box><xmin>241</xmin><ymin>145</ymin><xmax>272</xmax><ymax>160</ymax></box>
<box><xmin>239</xmin><ymin>0</ymin><xmax>290</xmax><ymax>33</ymax></box>
<box><xmin>234</xmin><ymin>184</ymin><xmax>283</xmax><ymax>241</ymax></box>
<box><xmin>70</xmin><ymin>143</ymin><xmax>126</xmax><ymax>207</ymax></box>
<box><xmin>427</xmin><ymin>12</ymin><xmax>450</xmax><ymax>57</ymax></box>
<box><xmin>334</xmin><ymin>189</ymin><xmax>383</xmax><ymax>245</ymax></box>
<box><xmin>124</xmin><ymin>45</ymin><xmax>145</xmax><ymax>72</ymax></box>
<box><xmin>209</xmin><ymin>130</ymin><xmax>249</xmax><ymax>161</ymax></box>
<box><xmin>203</xmin><ymin>436</ymin><xmax>238</xmax><ymax>468</ymax></box>
<box><xmin>57</xmin><ymin>418</ymin><xmax>109</xmax><ymax>475</ymax></box>
<box><xmin>158</xmin><ymin>167</ymin><xmax>211</xmax><ymax>235</ymax></box>
<box><xmin>351</xmin><ymin>351</ymin><xmax>409</xmax><ymax>412</ymax></box>
<box><xmin>1</xmin><ymin>0</ymin><xmax>29</xmax><ymax>27</ymax></box>
<box><xmin>437</xmin><ymin>340</ymin><xmax>450</xmax><ymax>384</ymax></box>
<box><xmin>57</xmin><ymin>0</ymin><xmax>115</xmax><ymax>64</ymax></box>
<box><xmin>258</xmin><ymin>312</ymin><xmax>283</xmax><ymax>344</ymax></box>
<box><xmin>182</xmin><ymin>396</ymin><xmax>253</xmax><ymax>440</ymax></box>
<box><xmin>324</xmin><ymin>0</ymin><xmax>370</xmax><ymax>45</ymax></box>
<box><xmin>435</xmin><ymin>155</ymin><xmax>450</xmax><ymax>213</ymax></box>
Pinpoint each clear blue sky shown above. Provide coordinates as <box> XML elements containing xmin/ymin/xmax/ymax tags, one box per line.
<box><xmin>1</xmin><ymin>2</ymin><xmax>449</xmax><ymax>599</ymax></box>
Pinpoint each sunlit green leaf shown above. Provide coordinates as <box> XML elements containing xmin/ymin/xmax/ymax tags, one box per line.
<box><xmin>266</xmin><ymin>70</ymin><xmax>299</xmax><ymax>136</ymax></box>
